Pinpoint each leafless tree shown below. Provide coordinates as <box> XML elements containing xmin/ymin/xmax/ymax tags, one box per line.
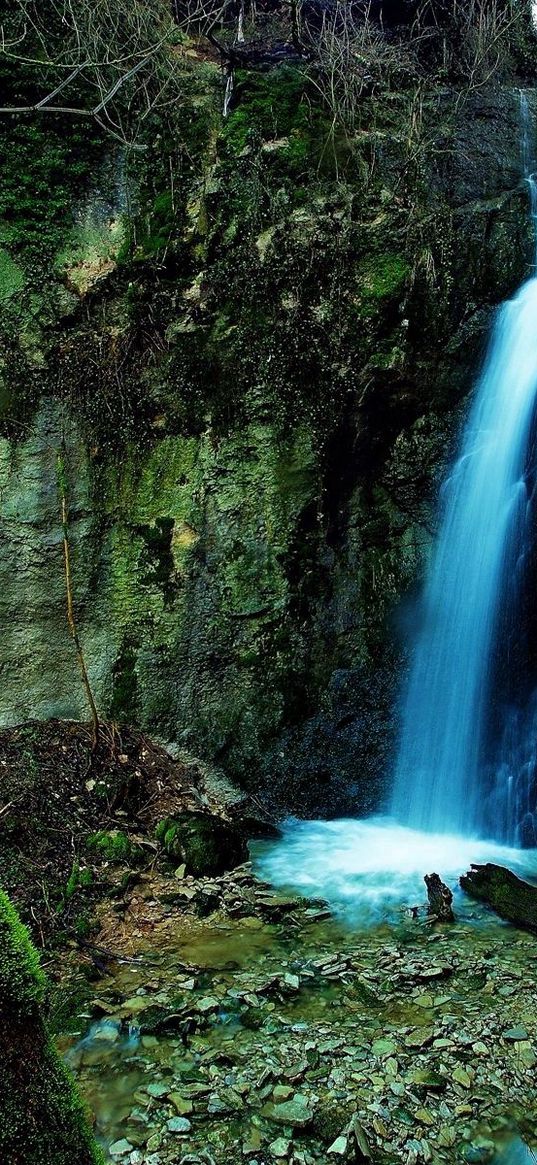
<box><xmin>306</xmin><ymin>0</ymin><xmax>422</xmax><ymax>140</ymax></box>
<box><xmin>0</xmin><ymin>0</ymin><xmax>530</xmax><ymax>146</ymax></box>
<box><xmin>453</xmin><ymin>0</ymin><xmax>521</xmax><ymax>92</ymax></box>
<box><xmin>0</xmin><ymin>0</ymin><xmax>227</xmax><ymax>147</ymax></box>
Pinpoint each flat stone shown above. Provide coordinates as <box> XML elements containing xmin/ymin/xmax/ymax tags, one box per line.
<box><xmin>197</xmin><ymin>995</ymin><xmax>220</xmax><ymax>1012</ymax></box>
<box><xmin>327</xmin><ymin>1136</ymin><xmax>348</xmax><ymax>1155</ymax></box>
<box><xmin>414</xmin><ymin>993</ymin><xmax>434</xmax><ymax>1009</ymax></box>
<box><xmin>504</xmin><ymin>1026</ymin><xmax>529</xmax><ymax>1041</ymax></box>
<box><xmin>415</xmin><ymin>1108</ymin><xmax>435</xmax><ymax>1127</ymax></box>
<box><xmin>372</xmin><ymin>1038</ymin><xmax>396</xmax><ymax>1057</ymax></box>
<box><xmin>167</xmin><ymin>1092</ymin><xmax>193</xmax><ymax>1115</ymax></box>
<box><xmin>404</xmin><ymin>1028</ymin><xmax>435</xmax><ymax>1049</ymax></box>
<box><xmin>411</xmin><ymin>1069</ymin><xmax>447</xmax><ymax>1092</ymax></box>
<box><xmin>516</xmin><ymin>1040</ymin><xmax>537</xmax><ymax>1067</ymax></box>
<box><xmin>146</xmin><ymin>1082</ymin><xmax>169</xmax><ymax>1098</ymax></box>
<box><xmin>269</xmin><ymin>1138</ymin><xmax>291</xmax><ymax>1158</ymax></box>
<box><xmin>166</xmin><ymin>1116</ymin><xmax>192</xmax><ymax>1133</ymax></box>
<box><xmin>121</xmin><ymin>996</ymin><xmax>152</xmax><ymax>1015</ymax></box>
<box><xmin>92</xmin><ymin>1021</ymin><xmax>120</xmax><ymax>1043</ymax></box>
<box><xmin>265</xmin><ymin>1097</ymin><xmax>313</xmax><ymax>1127</ymax></box>
<box><xmin>110</xmin><ymin>1141</ymin><xmax>134</xmax><ymax>1158</ymax></box>
<box><xmin>273</xmin><ymin>1085</ymin><xmax>293</xmax><ymax>1102</ymax></box>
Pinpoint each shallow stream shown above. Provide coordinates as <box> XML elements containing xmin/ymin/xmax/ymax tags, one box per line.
<box><xmin>59</xmin><ymin>850</ymin><xmax>537</xmax><ymax>1165</ymax></box>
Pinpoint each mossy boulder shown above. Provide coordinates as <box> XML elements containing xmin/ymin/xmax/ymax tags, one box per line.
<box><xmin>310</xmin><ymin>1095</ymin><xmax>355</xmax><ymax>1144</ymax></box>
<box><xmin>87</xmin><ymin>829</ymin><xmax>138</xmax><ymax>863</ymax></box>
<box><xmin>156</xmin><ymin>812</ymin><xmax>248</xmax><ymax>877</ymax></box>
<box><xmin>0</xmin><ymin>887</ymin><xmax>103</xmax><ymax>1165</ymax></box>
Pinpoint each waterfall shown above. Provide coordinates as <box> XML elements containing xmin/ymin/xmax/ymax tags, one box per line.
<box><xmin>391</xmin><ymin>96</ymin><xmax>537</xmax><ymax>840</ymax></box>
<box><xmin>252</xmin><ymin>97</ymin><xmax>537</xmax><ymax>919</ymax></box>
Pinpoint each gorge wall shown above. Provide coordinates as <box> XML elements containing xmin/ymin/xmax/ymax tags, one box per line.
<box><xmin>0</xmin><ymin>55</ymin><xmax>535</xmax><ymax>816</ymax></box>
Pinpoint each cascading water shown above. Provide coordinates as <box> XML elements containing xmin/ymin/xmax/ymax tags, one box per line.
<box><xmin>252</xmin><ymin>95</ymin><xmax>537</xmax><ymax>919</ymax></box>
<box><xmin>391</xmin><ymin>93</ymin><xmax>537</xmax><ymax>841</ymax></box>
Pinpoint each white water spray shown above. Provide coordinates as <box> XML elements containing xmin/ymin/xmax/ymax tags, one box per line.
<box><xmin>252</xmin><ymin>817</ymin><xmax>537</xmax><ymax>922</ymax></box>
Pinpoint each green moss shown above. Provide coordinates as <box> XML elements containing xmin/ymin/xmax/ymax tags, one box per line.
<box><xmin>55</xmin><ymin>218</ymin><xmax>125</xmax><ymax>294</ymax></box>
<box><xmin>155</xmin><ymin>813</ymin><xmax>247</xmax><ymax>876</ymax></box>
<box><xmin>0</xmin><ymin>248</ymin><xmax>25</xmax><ymax>302</ymax></box>
<box><xmin>134</xmin><ymin>190</ymin><xmax>176</xmax><ymax>258</ymax></box>
<box><xmin>223</xmin><ymin>68</ymin><xmax>309</xmax><ymax>154</ymax></box>
<box><xmin>138</xmin><ymin>516</ymin><xmax>177</xmax><ymax>604</ymax></box>
<box><xmin>0</xmin><ymin>887</ymin><xmax>45</xmax><ymax>1014</ymax></box>
<box><xmin>357</xmin><ymin>252</ymin><xmax>410</xmax><ymax>317</ymax></box>
<box><xmin>119</xmin><ymin>72</ymin><xmax>219</xmax><ymax>266</ymax></box>
<box><xmin>64</xmin><ymin>862</ymin><xmax>93</xmax><ymax>902</ymax></box>
<box><xmin>110</xmin><ymin>641</ymin><xmax>139</xmax><ymax>724</ymax></box>
<box><xmin>0</xmin><ymin>888</ymin><xmax>103</xmax><ymax>1164</ymax></box>
<box><xmin>87</xmin><ymin>829</ymin><xmax>132</xmax><ymax>862</ymax></box>
<box><xmin>221</xmin><ymin>66</ymin><xmax>337</xmax><ymax>181</ymax></box>
<box><xmin>0</xmin><ymin>121</ymin><xmax>103</xmax><ymax>269</ymax></box>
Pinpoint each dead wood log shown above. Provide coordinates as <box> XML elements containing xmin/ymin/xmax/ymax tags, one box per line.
<box><xmin>460</xmin><ymin>863</ymin><xmax>537</xmax><ymax>933</ymax></box>
<box><xmin>424</xmin><ymin>872</ymin><xmax>454</xmax><ymax>922</ymax></box>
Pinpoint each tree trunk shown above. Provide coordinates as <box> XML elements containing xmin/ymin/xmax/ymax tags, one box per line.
<box><xmin>425</xmin><ymin>872</ymin><xmax>454</xmax><ymax>921</ymax></box>
<box><xmin>57</xmin><ymin>453</ymin><xmax>100</xmax><ymax>749</ymax></box>
<box><xmin>460</xmin><ymin>863</ymin><xmax>537</xmax><ymax>932</ymax></box>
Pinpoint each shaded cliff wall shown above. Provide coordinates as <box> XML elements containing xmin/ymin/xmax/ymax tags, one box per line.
<box><xmin>0</xmin><ymin>66</ymin><xmax>535</xmax><ymax>815</ymax></box>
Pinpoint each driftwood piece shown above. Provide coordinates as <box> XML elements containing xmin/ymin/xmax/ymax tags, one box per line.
<box><xmin>460</xmin><ymin>863</ymin><xmax>537</xmax><ymax>933</ymax></box>
<box><xmin>424</xmin><ymin>872</ymin><xmax>454</xmax><ymax>922</ymax></box>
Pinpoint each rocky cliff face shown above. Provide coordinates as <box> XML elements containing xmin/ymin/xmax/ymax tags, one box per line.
<box><xmin>0</xmin><ymin>67</ymin><xmax>534</xmax><ymax>816</ymax></box>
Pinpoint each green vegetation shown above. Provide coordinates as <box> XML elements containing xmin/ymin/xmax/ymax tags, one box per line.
<box><xmin>0</xmin><ymin>888</ymin><xmax>103</xmax><ymax>1165</ymax></box>
<box><xmin>64</xmin><ymin>861</ymin><xmax>93</xmax><ymax>902</ymax></box>
<box><xmin>0</xmin><ymin>887</ymin><xmax>45</xmax><ymax>1013</ymax></box>
<box><xmin>110</xmin><ymin>642</ymin><xmax>139</xmax><ymax>724</ymax></box>
<box><xmin>359</xmin><ymin>253</ymin><xmax>410</xmax><ymax>301</ymax></box>
<box><xmin>0</xmin><ymin>121</ymin><xmax>103</xmax><ymax>269</ymax></box>
<box><xmin>0</xmin><ymin>248</ymin><xmax>25</xmax><ymax>302</ymax></box>
<box><xmin>357</xmin><ymin>253</ymin><xmax>411</xmax><ymax>319</ymax></box>
<box><xmin>88</xmin><ymin>830</ymin><xmax>133</xmax><ymax>862</ymax></box>
<box><xmin>223</xmin><ymin>69</ymin><xmax>309</xmax><ymax>153</ymax></box>
<box><xmin>156</xmin><ymin>813</ymin><xmax>247</xmax><ymax>877</ymax></box>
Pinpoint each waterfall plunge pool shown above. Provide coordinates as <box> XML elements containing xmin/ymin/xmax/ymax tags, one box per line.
<box><xmin>251</xmin><ymin>817</ymin><xmax>537</xmax><ymax>926</ymax></box>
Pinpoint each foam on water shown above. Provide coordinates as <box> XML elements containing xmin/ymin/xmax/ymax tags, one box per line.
<box><xmin>252</xmin><ymin>818</ymin><xmax>537</xmax><ymax>924</ymax></box>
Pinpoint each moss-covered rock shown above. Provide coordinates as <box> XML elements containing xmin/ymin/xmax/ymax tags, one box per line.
<box><xmin>87</xmin><ymin>830</ymin><xmax>134</xmax><ymax>863</ymax></box>
<box><xmin>0</xmin><ymin>887</ymin><xmax>103</xmax><ymax>1164</ymax></box>
<box><xmin>156</xmin><ymin>812</ymin><xmax>248</xmax><ymax>876</ymax></box>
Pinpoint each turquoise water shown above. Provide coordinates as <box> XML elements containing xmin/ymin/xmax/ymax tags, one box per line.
<box><xmin>252</xmin><ymin>816</ymin><xmax>537</xmax><ymax>923</ymax></box>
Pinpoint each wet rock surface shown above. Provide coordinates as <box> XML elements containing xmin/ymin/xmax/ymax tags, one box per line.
<box><xmin>59</xmin><ymin>862</ymin><xmax>537</xmax><ymax>1165</ymax></box>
